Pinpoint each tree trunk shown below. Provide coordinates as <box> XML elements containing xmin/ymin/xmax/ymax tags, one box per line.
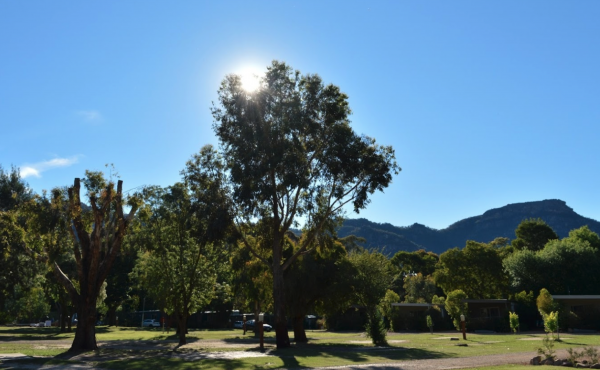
<box><xmin>106</xmin><ymin>305</ymin><xmax>118</xmax><ymax>326</ymax></box>
<box><xmin>70</xmin><ymin>299</ymin><xmax>98</xmax><ymax>351</ymax></box>
<box><xmin>177</xmin><ymin>312</ymin><xmax>188</xmax><ymax>345</ymax></box>
<box><xmin>272</xmin><ymin>261</ymin><xmax>290</xmax><ymax>349</ymax></box>
<box><xmin>60</xmin><ymin>303</ymin><xmax>68</xmax><ymax>333</ymax></box>
<box><xmin>293</xmin><ymin>315</ymin><xmax>307</xmax><ymax>343</ymax></box>
<box><xmin>253</xmin><ymin>300</ymin><xmax>261</xmax><ymax>338</ymax></box>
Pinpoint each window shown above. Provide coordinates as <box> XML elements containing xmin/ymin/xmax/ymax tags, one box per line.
<box><xmin>481</xmin><ymin>307</ymin><xmax>500</xmax><ymax>318</ymax></box>
<box><xmin>571</xmin><ymin>305</ymin><xmax>584</xmax><ymax>315</ymax></box>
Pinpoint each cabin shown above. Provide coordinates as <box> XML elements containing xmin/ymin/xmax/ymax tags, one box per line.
<box><xmin>462</xmin><ymin>299</ymin><xmax>513</xmax><ymax>332</ymax></box>
<box><xmin>390</xmin><ymin>303</ymin><xmax>449</xmax><ymax>331</ymax></box>
<box><xmin>552</xmin><ymin>295</ymin><xmax>600</xmax><ymax>331</ymax></box>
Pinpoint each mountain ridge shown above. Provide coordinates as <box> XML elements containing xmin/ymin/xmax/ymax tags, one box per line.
<box><xmin>338</xmin><ymin>199</ymin><xmax>600</xmax><ymax>255</ymax></box>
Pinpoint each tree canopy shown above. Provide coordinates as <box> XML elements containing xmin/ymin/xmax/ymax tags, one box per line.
<box><xmin>504</xmin><ymin>236</ymin><xmax>600</xmax><ymax>295</ymax></box>
<box><xmin>211</xmin><ymin>60</ymin><xmax>399</xmax><ymax>348</ymax></box>
<box><xmin>511</xmin><ymin>218</ymin><xmax>559</xmax><ymax>251</ymax></box>
<box><xmin>434</xmin><ymin>240</ymin><xmax>508</xmax><ymax>299</ymax></box>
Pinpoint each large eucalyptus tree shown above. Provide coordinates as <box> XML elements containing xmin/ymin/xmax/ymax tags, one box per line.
<box><xmin>210</xmin><ymin>61</ymin><xmax>400</xmax><ymax>348</ymax></box>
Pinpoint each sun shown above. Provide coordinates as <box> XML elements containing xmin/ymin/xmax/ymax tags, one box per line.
<box><xmin>240</xmin><ymin>69</ymin><xmax>261</xmax><ymax>92</ymax></box>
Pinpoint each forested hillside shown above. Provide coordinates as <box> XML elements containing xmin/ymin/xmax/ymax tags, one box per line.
<box><xmin>338</xmin><ymin>199</ymin><xmax>600</xmax><ymax>255</ymax></box>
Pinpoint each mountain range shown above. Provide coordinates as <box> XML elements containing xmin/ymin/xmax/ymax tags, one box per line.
<box><xmin>337</xmin><ymin>199</ymin><xmax>600</xmax><ymax>256</ymax></box>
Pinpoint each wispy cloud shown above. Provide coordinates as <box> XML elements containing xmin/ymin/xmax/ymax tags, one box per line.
<box><xmin>21</xmin><ymin>156</ymin><xmax>79</xmax><ymax>179</ymax></box>
<box><xmin>75</xmin><ymin>110</ymin><xmax>103</xmax><ymax>123</ymax></box>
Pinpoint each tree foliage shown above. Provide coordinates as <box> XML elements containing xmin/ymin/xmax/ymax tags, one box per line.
<box><xmin>445</xmin><ymin>289</ymin><xmax>468</xmax><ymax>331</ymax></box>
<box><xmin>390</xmin><ymin>249</ymin><xmax>438</xmax><ymax>276</ymax></box>
<box><xmin>0</xmin><ymin>165</ymin><xmax>32</xmax><ymax>212</ymax></box>
<box><xmin>365</xmin><ymin>307</ymin><xmax>388</xmax><ymax>347</ymax></box>
<box><xmin>536</xmin><ymin>288</ymin><xmax>556</xmax><ymax>316</ymax></box>
<box><xmin>504</xmin><ymin>238</ymin><xmax>600</xmax><ymax>295</ymax></box>
<box><xmin>509</xmin><ymin>311</ymin><xmax>519</xmax><ymax>333</ymax></box>
<box><xmin>0</xmin><ymin>166</ymin><xmax>41</xmax><ymax>323</ymax></box>
<box><xmin>211</xmin><ymin>61</ymin><xmax>399</xmax><ymax>348</ymax></box>
<box><xmin>434</xmin><ymin>240</ymin><xmax>508</xmax><ymax>299</ymax></box>
<box><xmin>379</xmin><ymin>289</ymin><xmax>400</xmax><ymax>325</ymax></box>
<box><xmin>133</xmin><ymin>159</ymin><xmax>232</xmax><ymax>345</ymax></box>
<box><xmin>349</xmin><ymin>249</ymin><xmax>394</xmax><ymax>310</ymax></box>
<box><xmin>511</xmin><ymin>218</ymin><xmax>558</xmax><ymax>251</ymax></box>
<box><xmin>567</xmin><ymin>226</ymin><xmax>600</xmax><ymax>250</ymax></box>
<box><xmin>403</xmin><ymin>273</ymin><xmax>437</xmax><ymax>303</ymax></box>
<box><xmin>285</xmin><ymin>235</ymin><xmax>353</xmax><ymax>342</ymax></box>
<box><xmin>349</xmin><ymin>248</ymin><xmax>393</xmax><ymax>345</ymax></box>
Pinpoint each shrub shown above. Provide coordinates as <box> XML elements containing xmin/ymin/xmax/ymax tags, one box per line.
<box><xmin>567</xmin><ymin>347</ymin><xmax>583</xmax><ymax>365</ymax></box>
<box><xmin>585</xmin><ymin>347</ymin><xmax>599</xmax><ymax>364</ymax></box>
<box><xmin>537</xmin><ymin>288</ymin><xmax>558</xmax><ymax>316</ymax></box>
<box><xmin>566</xmin><ymin>347</ymin><xmax>599</xmax><ymax>366</ymax></box>
<box><xmin>426</xmin><ymin>315</ymin><xmax>433</xmax><ymax>334</ymax></box>
<box><xmin>365</xmin><ymin>308</ymin><xmax>388</xmax><ymax>346</ymax></box>
<box><xmin>379</xmin><ymin>290</ymin><xmax>400</xmax><ymax>329</ymax></box>
<box><xmin>537</xmin><ymin>335</ymin><xmax>556</xmax><ymax>360</ymax></box>
<box><xmin>444</xmin><ymin>290</ymin><xmax>468</xmax><ymax>331</ymax></box>
<box><xmin>509</xmin><ymin>312</ymin><xmax>519</xmax><ymax>333</ymax></box>
<box><xmin>544</xmin><ymin>311</ymin><xmax>559</xmax><ymax>339</ymax></box>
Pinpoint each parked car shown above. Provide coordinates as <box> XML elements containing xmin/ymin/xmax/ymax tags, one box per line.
<box><xmin>244</xmin><ymin>319</ymin><xmax>272</xmax><ymax>332</ymax></box>
<box><xmin>233</xmin><ymin>320</ymin><xmax>244</xmax><ymax>329</ymax></box>
<box><xmin>30</xmin><ymin>321</ymin><xmax>50</xmax><ymax>327</ymax></box>
<box><xmin>142</xmin><ymin>319</ymin><xmax>161</xmax><ymax>327</ymax></box>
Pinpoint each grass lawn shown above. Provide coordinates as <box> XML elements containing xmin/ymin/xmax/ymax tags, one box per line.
<box><xmin>470</xmin><ymin>367</ymin><xmax>532</xmax><ymax>370</ymax></box>
<box><xmin>1</xmin><ymin>326</ymin><xmax>599</xmax><ymax>369</ymax></box>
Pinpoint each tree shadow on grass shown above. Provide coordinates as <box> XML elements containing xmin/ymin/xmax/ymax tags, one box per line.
<box><xmin>0</xmin><ymin>327</ymin><xmax>70</xmax><ymax>341</ymax></box>
<box><xmin>95</xmin><ymin>357</ymin><xmax>253</xmax><ymax>370</ymax></box>
<box><xmin>11</xmin><ymin>341</ymin><xmax>451</xmax><ymax>370</ymax></box>
<box><xmin>258</xmin><ymin>343</ymin><xmax>449</xmax><ymax>368</ymax></box>
<box><xmin>0</xmin><ymin>357</ymin><xmax>82</xmax><ymax>369</ymax></box>
<box><xmin>81</xmin><ymin>347</ymin><xmax>448</xmax><ymax>370</ymax></box>
<box><xmin>555</xmin><ymin>340</ymin><xmax>588</xmax><ymax>346</ymax></box>
<box><xmin>221</xmin><ymin>336</ymin><xmax>270</xmax><ymax>345</ymax></box>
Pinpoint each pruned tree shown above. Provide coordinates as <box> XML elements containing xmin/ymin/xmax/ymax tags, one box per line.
<box><xmin>210</xmin><ymin>60</ymin><xmax>400</xmax><ymax>348</ymax></box>
<box><xmin>43</xmin><ymin>173</ymin><xmax>140</xmax><ymax>351</ymax></box>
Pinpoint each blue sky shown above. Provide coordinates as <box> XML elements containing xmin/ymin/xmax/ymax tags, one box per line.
<box><xmin>1</xmin><ymin>1</ymin><xmax>599</xmax><ymax>230</ymax></box>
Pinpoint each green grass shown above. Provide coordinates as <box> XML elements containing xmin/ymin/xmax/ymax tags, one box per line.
<box><xmin>0</xmin><ymin>341</ymin><xmax>66</xmax><ymax>357</ymax></box>
<box><xmin>2</xmin><ymin>326</ymin><xmax>600</xmax><ymax>369</ymax></box>
<box><xmin>464</xmin><ymin>367</ymin><xmax>531</xmax><ymax>370</ymax></box>
<box><xmin>0</xmin><ymin>358</ymin><xmax>83</xmax><ymax>369</ymax></box>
